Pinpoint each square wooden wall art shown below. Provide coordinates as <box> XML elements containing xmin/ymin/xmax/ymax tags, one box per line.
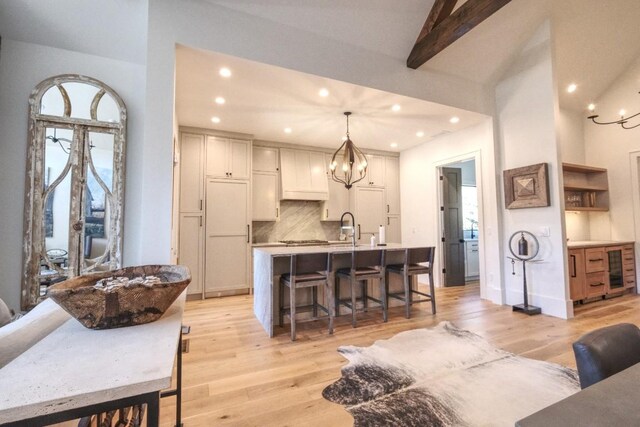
<box><xmin>503</xmin><ymin>163</ymin><xmax>550</xmax><ymax>209</ymax></box>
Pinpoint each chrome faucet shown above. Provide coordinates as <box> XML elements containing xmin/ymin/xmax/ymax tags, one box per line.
<box><xmin>340</xmin><ymin>211</ymin><xmax>356</xmax><ymax>246</ymax></box>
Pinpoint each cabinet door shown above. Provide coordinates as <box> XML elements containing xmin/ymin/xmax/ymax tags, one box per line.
<box><xmin>178</xmin><ymin>214</ymin><xmax>203</xmax><ymax>295</ymax></box>
<box><xmin>385</xmin><ymin>156</ymin><xmax>400</xmax><ymax>215</ymax></box>
<box><xmin>568</xmin><ymin>249</ymin><xmax>586</xmax><ymax>301</ymax></box>
<box><xmin>229</xmin><ymin>139</ymin><xmax>250</xmax><ymax>180</ymax></box>
<box><xmin>309</xmin><ymin>151</ymin><xmax>329</xmax><ymax>193</ymax></box>
<box><xmin>355</xmin><ymin>187</ymin><xmax>385</xmax><ymax>241</ymax></box>
<box><xmin>366</xmin><ymin>155</ymin><xmax>385</xmax><ymax>187</ymax></box>
<box><xmin>252</xmin><ymin>172</ymin><xmax>279</xmax><ymax>221</ymax></box>
<box><xmin>322</xmin><ymin>154</ymin><xmax>350</xmax><ymax>221</ymax></box>
<box><xmin>253</xmin><ymin>146</ymin><xmax>279</xmax><ymax>172</ymax></box>
<box><xmin>386</xmin><ymin>215</ymin><xmax>401</xmax><ymax>244</ymax></box>
<box><xmin>206</xmin><ymin>136</ymin><xmax>228</xmax><ymax>178</ymax></box>
<box><xmin>205</xmin><ymin>180</ymin><xmax>250</xmax><ymax>292</ymax></box>
<box><xmin>179</xmin><ymin>133</ymin><xmax>204</xmax><ymax>212</ymax></box>
<box><xmin>585</xmin><ymin>272</ymin><xmax>606</xmax><ymax>298</ymax></box>
<box><xmin>465</xmin><ymin>240</ymin><xmax>479</xmax><ymax>278</ymax></box>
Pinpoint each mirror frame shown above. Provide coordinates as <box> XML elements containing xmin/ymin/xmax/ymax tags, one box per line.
<box><xmin>22</xmin><ymin>74</ymin><xmax>127</xmax><ymax>310</ymax></box>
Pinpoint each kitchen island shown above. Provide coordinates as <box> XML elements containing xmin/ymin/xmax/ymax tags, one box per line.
<box><xmin>253</xmin><ymin>243</ymin><xmax>415</xmax><ymax>337</ymax></box>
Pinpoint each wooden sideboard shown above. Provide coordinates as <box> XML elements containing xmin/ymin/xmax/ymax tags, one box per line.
<box><xmin>568</xmin><ymin>241</ymin><xmax>636</xmax><ymax>303</ymax></box>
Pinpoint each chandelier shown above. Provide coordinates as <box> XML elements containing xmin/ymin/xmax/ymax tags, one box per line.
<box><xmin>587</xmin><ymin>93</ymin><xmax>640</xmax><ymax>129</ymax></box>
<box><xmin>329</xmin><ymin>112</ymin><xmax>368</xmax><ymax>189</ymax></box>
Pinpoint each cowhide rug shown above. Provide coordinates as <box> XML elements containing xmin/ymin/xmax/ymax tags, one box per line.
<box><xmin>323</xmin><ymin>322</ymin><xmax>580</xmax><ymax>426</ymax></box>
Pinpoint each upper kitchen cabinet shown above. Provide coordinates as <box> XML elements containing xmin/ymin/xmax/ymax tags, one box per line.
<box><xmin>562</xmin><ymin>163</ymin><xmax>609</xmax><ymax>212</ymax></box>
<box><xmin>280</xmin><ymin>148</ymin><xmax>329</xmax><ymax>200</ymax></box>
<box><xmin>252</xmin><ymin>146</ymin><xmax>280</xmax><ymax>221</ymax></box>
<box><xmin>179</xmin><ymin>133</ymin><xmax>204</xmax><ymax>213</ymax></box>
<box><xmin>253</xmin><ymin>146</ymin><xmax>279</xmax><ymax>173</ymax></box>
<box><xmin>206</xmin><ymin>136</ymin><xmax>251</xmax><ymax>180</ymax></box>
<box><xmin>385</xmin><ymin>156</ymin><xmax>400</xmax><ymax>215</ymax></box>
<box><xmin>322</xmin><ymin>153</ymin><xmax>350</xmax><ymax>221</ymax></box>
<box><xmin>357</xmin><ymin>154</ymin><xmax>385</xmax><ymax>187</ymax></box>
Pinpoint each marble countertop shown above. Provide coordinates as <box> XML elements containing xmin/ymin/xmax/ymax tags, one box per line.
<box><xmin>567</xmin><ymin>240</ymin><xmax>634</xmax><ymax>248</ymax></box>
<box><xmin>251</xmin><ymin>240</ymin><xmax>356</xmax><ymax>248</ymax></box>
<box><xmin>0</xmin><ymin>294</ymin><xmax>185</xmax><ymax>424</ymax></box>
<box><xmin>253</xmin><ymin>242</ymin><xmax>406</xmax><ymax>257</ymax></box>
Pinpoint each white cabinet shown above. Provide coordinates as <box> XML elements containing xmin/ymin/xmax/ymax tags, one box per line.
<box><xmin>178</xmin><ymin>132</ymin><xmax>205</xmax><ymax>296</ymax></box>
<box><xmin>279</xmin><ymin>148</ymin><xmax>329</xmax><ymax>200</ymax></box>
<box><xmin>178</xmin><ymin>130</ymin><xmax>251</xmax><ymax>298</ymax></box>
<box><xmin>252</xmin><ymin>172</ymin><xmax>279</xmax><ymax>221</ymax></box>
<box><xmin>206</xmin><ymin>136</ymin><xmax>250</xmax><ymax>180</ymax></box>
<box><xmin>253</xmin><ymin>146</ymin><xmax>279</xmax><ymax>172</ymax></box>
<box><xmin>358</xmin><ymin>154</ymin><xmax>385</xmax><ymax>187</ymax></box>
<box><xmin>178</xmin><ymin>214</ymin><xmax>203</xmax><ymax>295</ymax></box>
<box><xmin>322</xmin><ymin>153</ymin><xmax>350</xmax><ymax>221</ymax></box>
<box><xmin>385</xmin><ymin>156</ymin><xmax>400</xmax><ymax>215</ymax></box>
<box><xmin>179</xmin><ymin>133</ymin><xmax>204</xmax><ymax>213</ymax></box>
<box><xmin>205</xmin><ymin>179</ymin><xmax>250</xmax><ymax>293</ymax></box>
<box><xmin>354</xmin><ymin>187</ymin><xmax>385</xmax><ymax>242</ymax></box>
<box><xmin>465</xmin><ymin>240</ymin><xmax>479</xmax><ymax>279</ymax></box>
<box><xmin>252</xmin><ymin>147</ymin><xmax>279</xmax><ymax>221</ymax></box>
<box><xmin>386</xmin><ymin>215</ymin><xmax>401</xmax><ymax>244</ymax></box>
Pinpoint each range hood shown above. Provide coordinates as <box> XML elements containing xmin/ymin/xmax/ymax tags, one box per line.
<box><xmin>279</xmin><ymin>148</ymin><xmax>329</xmax><ymax>201</ymax></box>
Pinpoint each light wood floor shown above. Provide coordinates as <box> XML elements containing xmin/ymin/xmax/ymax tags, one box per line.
<box><xmin>159</xmin><ymin>284</ymin><xmax>640</xmax><ymax>426</ymax></box>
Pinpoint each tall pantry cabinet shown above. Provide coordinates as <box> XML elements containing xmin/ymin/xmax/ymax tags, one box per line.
<box><xmin>178</xmin><ymin>131</ymin><xmax>251</xmax><ymax>298</ymax></box>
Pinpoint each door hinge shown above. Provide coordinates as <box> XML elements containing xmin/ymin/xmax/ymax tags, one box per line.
<box><xmin>442</xmin><ymin>268</ymin><xmax>446</xmax><ymax>274</ymax></box>
<box><xmin>440</xmin><ymin>206</ymin><xmax>444</xmax><ymax>211</ymax></box>
<box><xmin>439</xmin><ymin>176</ymin><xmax>444</xmax><ymax>181</ymax></box>
<box><xmin>441</xmin><ymin>237</ymin><xmax>445</xmax><ymax>242</ymax></box>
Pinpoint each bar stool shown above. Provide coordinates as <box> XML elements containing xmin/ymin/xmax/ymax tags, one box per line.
<box><xmin>334</xmin><ymin>249</ymin><xmax>387</xmax><ymax>328</ymax></box>
<box><xmin>279</xmin><ymin>253</ymin><xmax>334</xmax><ymax>341</ymax></box>
<box><xmin>386</xmin><ymin>247</ymin><xmax>436</xmax><ymax>318</ymax></box>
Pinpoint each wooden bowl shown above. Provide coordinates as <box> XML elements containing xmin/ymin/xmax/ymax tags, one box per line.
<box><xmin>47</xmin><ymin>265</ymin><xmax>191</xmax><ymax>329</ymax></box>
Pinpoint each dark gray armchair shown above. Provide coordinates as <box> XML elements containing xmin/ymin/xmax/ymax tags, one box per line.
<box><xmin>572</xmin><ymin>323</ymin><xmax>640</xmax><ymax>389</ymax></box>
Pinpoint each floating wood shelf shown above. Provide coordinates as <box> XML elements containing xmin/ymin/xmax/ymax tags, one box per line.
<box><xmin>562</xmin><ymin>163</ymin><xmax>609</xmax><ymax>212</ymax></box>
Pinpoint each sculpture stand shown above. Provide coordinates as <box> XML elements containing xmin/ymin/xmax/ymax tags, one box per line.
<box><xmin>509</xmin><ymin>257</ymin><xmax>541</xmax><ymax>315</ymax></box>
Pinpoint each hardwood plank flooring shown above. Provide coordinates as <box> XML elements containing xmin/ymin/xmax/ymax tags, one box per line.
<box><xmin>159</xmin><ymin>284</ymin><xmax>640</xmax><ymax>426</ymax></box>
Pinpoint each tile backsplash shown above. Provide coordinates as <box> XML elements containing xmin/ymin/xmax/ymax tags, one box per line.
<box><xmin>252</xmin><ymin>200</ymin><xmax>340</xmax><ymax>243</ymax></box>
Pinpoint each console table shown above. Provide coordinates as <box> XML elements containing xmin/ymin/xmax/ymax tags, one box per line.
<box><xmin>0</xmin><ymin>294</ymin><xmax>185</xmax><ymax>426</ymax></box>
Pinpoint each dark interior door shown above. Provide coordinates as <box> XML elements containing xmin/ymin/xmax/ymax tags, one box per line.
<box><xmin>442</xmin><ymin>167</ymin><xmax>465</xmax><ymax>286</ymax></box>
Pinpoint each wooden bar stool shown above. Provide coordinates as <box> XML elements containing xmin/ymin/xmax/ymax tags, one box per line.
<box><xmin>386</xmin><ymin>247</ymin><xmax>436</xmax><ymax>318</ymax></box>
<box><xmin>279</xmin><ymin>253</ymin><xmax>334</xmax><ymax>341</ymax></box>
<box><xmin>334</xmin><ymin>249</ymin><xmax>386</xmax><ymax>328</ymax></box>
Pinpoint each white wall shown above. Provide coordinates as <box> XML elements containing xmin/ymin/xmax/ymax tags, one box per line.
<box><xmin>0</xmin><ymin>39</ymin><xmax>146</xmax><ymax>311</ymax></box>
<box><xmin>400</xmin><ymin>119</ymin><xmax>502</xmax><ymax>304</ymax></box>
<box><xmin>495</xmin><ymin>21</ymin><xmax>571</xmax><ymax>318</ymax></box>
<box><xmin>585</xmin><ymin>55</ymin><xmax>640</xmax><ymax>243</ymax></box>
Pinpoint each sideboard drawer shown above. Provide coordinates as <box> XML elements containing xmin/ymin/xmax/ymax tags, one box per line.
<box><xmin>585</xmin><ymin>248</ymin><xmax>606</xmax><ymax>273</ymax></box>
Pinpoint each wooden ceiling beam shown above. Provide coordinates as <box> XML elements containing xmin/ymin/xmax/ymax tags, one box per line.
<box><xmin>415</xmin><ymin>0</ymin><xmax>458</xmax><ymax>45</ymax></box>
<box><xmin>407</xmin><ymin>0</ymin><xmax>512</xmax><ymax>69</ymax></box>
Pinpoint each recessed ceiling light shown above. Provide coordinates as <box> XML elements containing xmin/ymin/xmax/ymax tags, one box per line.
<box><xmin>284</xmin><ymin>127</ymin><xmax>292</xmax><ymax>134</ymax></box>
<box><xmin>450</xmin><ymin>116</ymin><xmax>460</xmax><ymax>124</ymax></box>
<box><xmin>211</xmin><ymin>116</ymin><xmax>221</xmax><ymax>124</ymax></box>
<box><xmin>391</xmin><ymin>104</ymin><xmax>401</xmax><ymax>112</ymax></box>
<box><xmin>567</xmin><ymin>83</ymin><xmax>577</xmax><ymax>93</ymax></box>
<box><xmin>319</xmin><ymin>88</ymin><xmax>329</xmax><ymax>97</ymax></box>
<box><xmin>219</xmin><ymin>67</ymin><xmax>232</xmax><ymax>78</ymax></box>
<box><xmin>619</xmin><ymin>109</ymin><xmax>626</xmax><ymax>117</ymax></box>
<box><xmin>588</xmin><ymin>103</ymin><xmax>596</xmax><ymax>112</ymax></box>
<box><xmin>416</xmin><ymin>131</ymin><xmax>425</xmax><ymax>137</ymax></box>
<box><xmin>390</xmin><ymin>142</ymin><xmax>398</xmax><ymax>148</ymax></box>
<box><xmin>215</xmin><ymin>97</ymin><xmax>226</xmax><ymax>105</ymax></box>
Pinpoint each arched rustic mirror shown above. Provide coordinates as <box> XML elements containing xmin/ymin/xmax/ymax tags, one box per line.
<box><xmin>22</xmin><ymin>75</ymin><xmax>127</xmax><ymax>309</ymax></box>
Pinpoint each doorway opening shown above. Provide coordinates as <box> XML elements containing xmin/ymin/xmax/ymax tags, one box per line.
<box><xmin>438</xmin><ymin>158</ymin><xmax>480</xmax><ymax>287</ymax></box>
